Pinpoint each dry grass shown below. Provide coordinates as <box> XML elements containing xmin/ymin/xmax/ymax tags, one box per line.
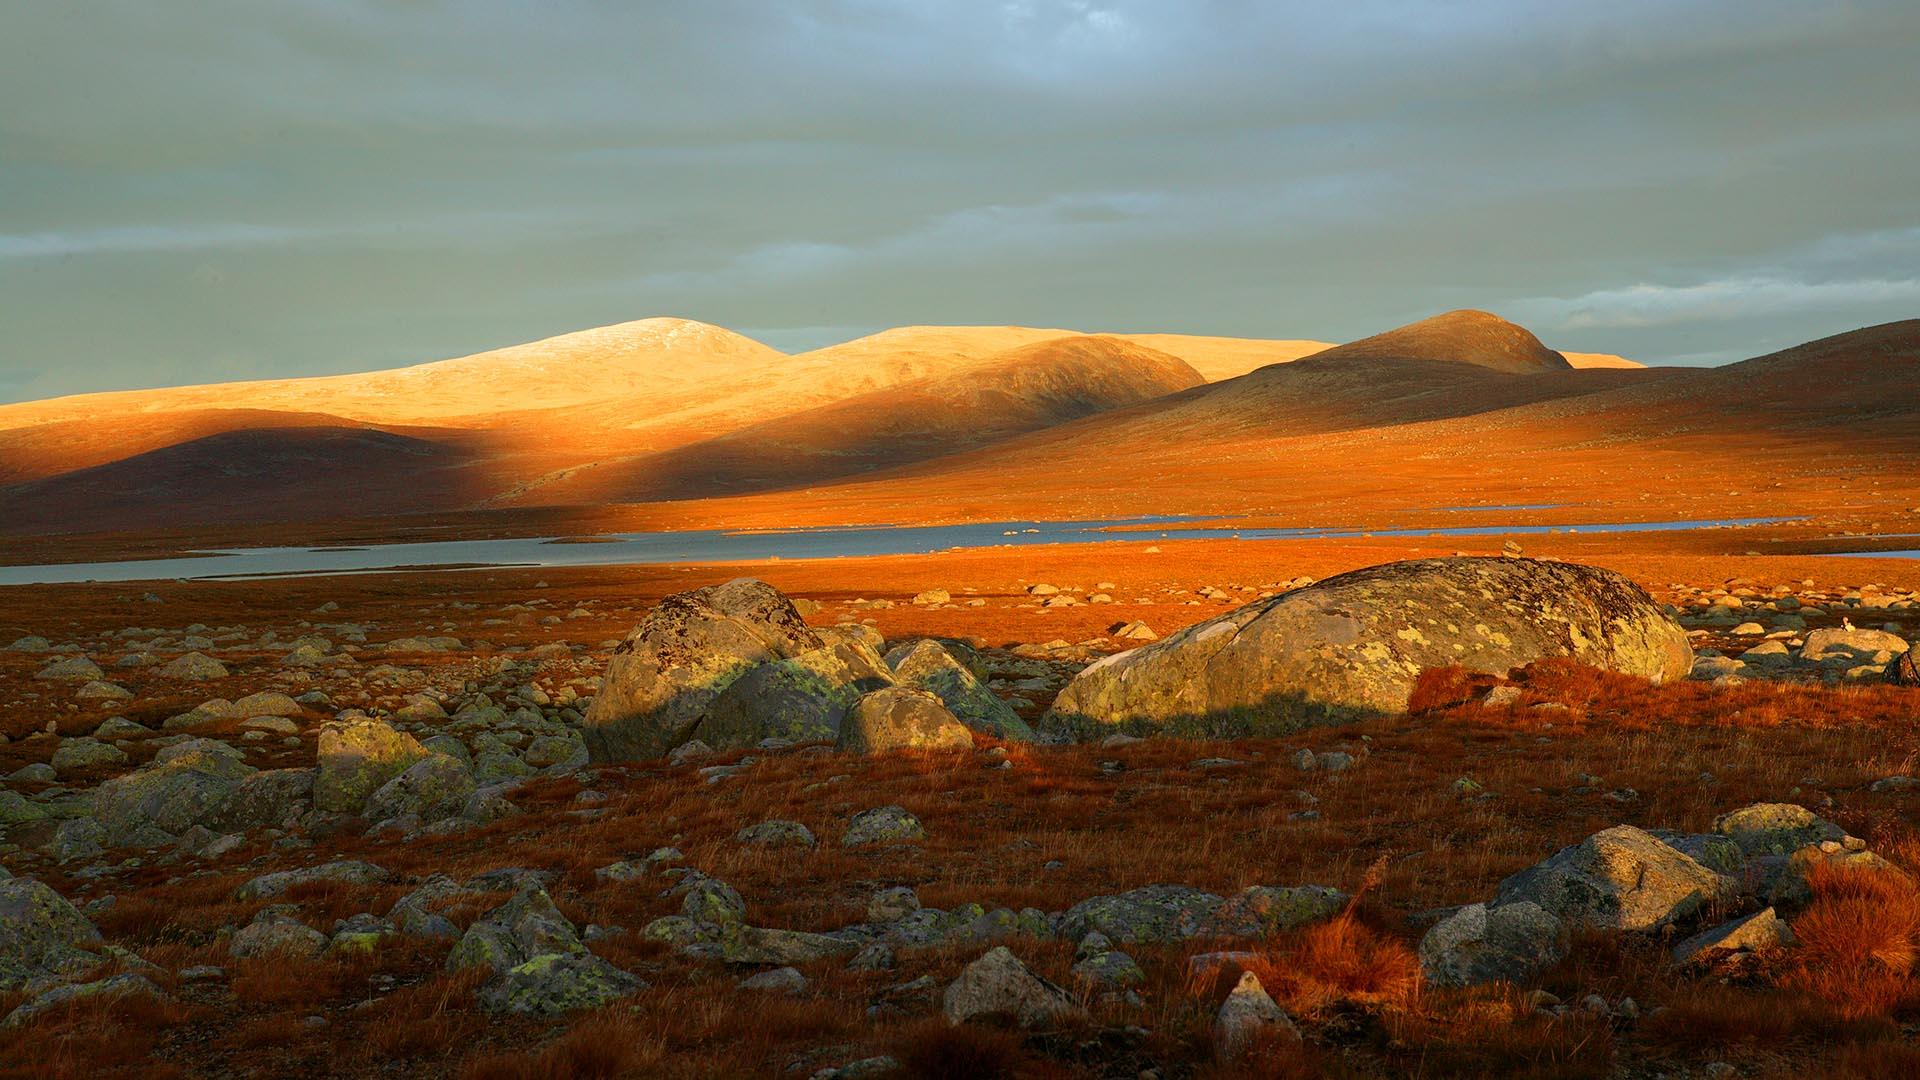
<box><xmin>1783</xmin><ymin>859</ymin><xmax>1920</xmax><ymax>1019</ymax></box>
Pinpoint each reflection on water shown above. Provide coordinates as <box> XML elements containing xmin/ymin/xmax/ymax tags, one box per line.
<box><xmin>0</xmin><ymin>515</ymin><xmax>1816</xmax><ymax>586</ymax></box>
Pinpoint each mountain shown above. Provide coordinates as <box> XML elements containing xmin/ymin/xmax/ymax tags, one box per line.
<box><xmin>662</xmin><ymin>318</ymin><xmax>1915</xmax><ymax>529</ymax></box>
<box><xmin>1301</xmin><ymin>309</ymin><xmax>1573</xmax><ymax>373</ymax></box>
<box><xmin>521</xmin><ymin>335</ymin><xmax>1204</xmax><ymax>503</ymax></box>
<box><xmin>0</xmin><ymin>318</ymin><xmax>786</xmax><ymax>432</ymax></box>
<box><xmin>0</xmin><ymin>426</ymin><xmax>492</xmax><ymax>534</ymax></box>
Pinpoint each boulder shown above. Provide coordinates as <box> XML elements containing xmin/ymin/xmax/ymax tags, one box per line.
<box><xmin>236</xmin><ymin>860</ymin><xmax>390</xmax><ymax>901</ymax></box>
<box><xmin>1045</xmin><ymin>557</ymin><xmax>1692</xmax><ymax>737</ymax></box>
<box><xmin>0</xmin><ymin>878</ymin><xmax>104</xmax><ymax>991</ymax></box>
<box><xmin>736</xmin><ymin>820</ymin><xmax>816</xmax><ymax>848</ymax></box>
<box><xmin>942</xmin><ymin>946</ymin><xmax>1085</xmax><ymax>1028</ymax></box>
<box><xmin>1419</xmin><ymin>901</ymin><xmax>1568</xmax><ymax>987</ymax></box>
<box><xmin>838</xmin><ymin>688</ymin><xmax>974</xmax><ymax>753</ymax></box>
<box><xmin>3</xmin><ymin>972</ymin><xmax>165</xmax><ymax>1028</ymax></box>
<box><xmin>1493</xmin><ymin>825</ymin><xmax>1732</xmax><ymax>931</ymax></box>
<box><xmin>888</xmin><ymin>640</ymin><xmax>1032</xmax><ymax>741</ymax></box>
<box><xmin>1888</xmin><ymin>648</ymin><xmax>1919</xmax><ymax>687</ymax></box>
<box><xmin>1060</xmin><ymin>885</ymin><xmax>1222</xmax><ymax>944</ymax></box>
<box><xmin>92</xmin><ymin>746</ymin><xmax>256</xmax><ymax>845</ymax></box>
<box><xmin>34</xmin><ymin>657</ymin><xmax>103</xmax><ymax>682</ymax></box>
<box><xmin>449</xmin><ymin>887</ymin><xmax>583</xmax><ymax>972</ymax></box>
<box><xmin>1800</xmin><ymin>628</ymin><xmax>1908</xmax><ymax>665</ymax></box>
<box><xmin>1214</xmin><ymin>971</ymin><xmax>1299</xmax><ymax>1058</ymax></box>
<box><xmin>313</xmin><ymin>717</ymin><xmax>428</xmax><ymax>813</ymax></box>
<box><xmin>363</xmin><ymin>753</ymin><xmax>475</xmax><ymax>824</ymax></box>
<box><xmin>51</xmin><ymin>738</ymin><xmax>127</xmax><ymax>772</ymax></box>
<box><xmin>843</xmin><ymin>805</ymin><xmax>926</xmax><ymax>847</ymax></box>
<box><xmin>229</xmin><ymin>908</ymin><xmax>327</xmax><ymax>959</ymax></box>
<box><xmin>1711</xmin><ymin>803</ymin><xmax>1844</xmax><ymax>857</ymax></box>
<box><xmin>476</xmin><ymin>951</ymin><xmax>646</xmax><ymax>1015</ymax></box>
<box><xmin>583</xmin><ymin>578</ymin><xmax>823</xmax><ymax>761</ymax></box>
<box><xmin>694</xmin><ymin>640</ymin><xmax>891</xmax><ymax>750</ymax></box>
<box><xmin>1671</xmin><ymin>907</ymin><xmax>1795</xmax><ymax>967</ymax></box>
<box><xmin>159</xmin><ymin>652</ymin><xmax>229</xmax><ymax>681</ymax></box>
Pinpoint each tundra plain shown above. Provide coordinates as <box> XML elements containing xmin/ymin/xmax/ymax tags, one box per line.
<box><xmin>2</xmin><ymin>312</ymin><xmax>1919</xmax><ymax>1079</ymax></box>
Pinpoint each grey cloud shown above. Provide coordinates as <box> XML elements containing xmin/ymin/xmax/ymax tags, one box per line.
<box><xmin>2</xmin><ymin>1</ymin><xmax>1918</xmax><ymax>400</ymax></box>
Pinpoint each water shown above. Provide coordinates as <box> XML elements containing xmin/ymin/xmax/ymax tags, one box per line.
<box><xmin>0</xmin><ymin>514</ymin><xmax>1811</xmax><ymax>586</ymax></box>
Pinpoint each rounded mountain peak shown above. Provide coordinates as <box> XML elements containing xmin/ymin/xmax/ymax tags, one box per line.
<box><xmin>1312</xmin><ymin>309</ymin><xmax>1572</xmax><ymax>374</ymax></box>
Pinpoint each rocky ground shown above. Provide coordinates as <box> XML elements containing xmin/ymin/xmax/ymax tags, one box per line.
<box><xmin>2</xmin><ymin>538</ymin><xmax>1920</xmax><ymax>1078</ymax></box>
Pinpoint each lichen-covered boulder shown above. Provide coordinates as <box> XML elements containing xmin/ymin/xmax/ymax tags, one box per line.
<box><xmin>1419</xmin><ymin>901</ymin><xmax>1568</xmax><ymax>987</ymax></box>
<box><xmin>362</xmin><ymin>753</ymin><xmax>474</xmax><ymax>824</ymax></box>
<box><xmin>159</xmin><ymin>652</ymin><xmax>229</xmax><ymax>681</ymax></box>
<box><xmin>838</xmin><ymin>687</ymin><xmax>974</xmax><ymax>753</ymax></box>
<box><xmin>1711</xmin><ymin>803</ymin><xmax>1845</xmax><ymax>857</ymax></box>
<box><xmin>314</xmin><ymin>717</ymin><xmax>428</xmax><ymax>813</ymax></box>
<box><xmin>229</xmin><ymin>907</ymin><xmax>327</xmax><ymax>959</ymax></box>
<box><xmin>1060</xmin><ymin>885</ymin><xmax>1222</xmax><ymax>944</ymax></box>
<box><xmin>0</xmin><ymin>878</ymin><xmax>103</xmax><ymax>991</ymax></box>
<box><xmin>1045</xmin><ymin>557</ymin><xmax>1691</xmax><ymax>737</ymax></box>
<box><xmin>843</xmin><ymin>805</ymin><xmax>926</xmax><ymax>847</ymax></box>
<box><xmin>583</xmin><ymin>578</ymin><xmax>823</xmax><ymax>761</ymax></box>
<box><xmin>1493</xmin><ymin>825</ymin><xmax>1733</xmax><ymax>931</ymax></box>
<box><xmin>448</xmin><ymin>887</ymin><xmax>583</xmax><ymax>973</ymax></box>
<box><xmin>476</xmin><ymin>951</ymin><xmax>646</xmax><ymax>1015</ymax></box>
<box><xmin>3</xmin><ymin>972</ymin><xmax>166</xmax><ymax>1028</ymax></box>
<box><xmin>236</xmin><ymin>859</ymin><xmax>390</xmax><ymax>901</ymax></box>
<box><xmin>92</xmin><ymin>745</ymin><xmax>257</xmax><ymax>845</ymax></box>
<box><xmin>889</xmin><ymin>640</ymin><xmax>1033</xmax><ymax>741</ymax></box>
<box><xmin>942</xmin><ymin>946</ymin><xmax>1085</xmax><ymax>1029</ymax></box>
<box><xmin>694</xmin><ymin>640</ymin><xmax>892</xmax><ymax>750</ymax></box>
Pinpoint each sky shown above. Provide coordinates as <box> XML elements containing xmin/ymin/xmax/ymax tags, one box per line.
<box><xmin>3</xmin><ymin>1</ymin><xmax>1918</xmax><ymax>402</ymax></box>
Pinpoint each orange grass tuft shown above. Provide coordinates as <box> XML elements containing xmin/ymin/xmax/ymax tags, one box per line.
<box><xmin>1783</xmin><ymin>859</ymin><xmax>1920</xmax><ymax>1019</ymax></box>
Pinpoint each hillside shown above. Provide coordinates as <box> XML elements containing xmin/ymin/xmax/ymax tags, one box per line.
<box><xmin>0</xmin><ymin>426</ymin><xmax>494</xmax><ymax>533</ymax></box>
<box><xmin>525</xmin><ymin>336</ymin><xmax>1205</xmax><ymax>503</ymax></box>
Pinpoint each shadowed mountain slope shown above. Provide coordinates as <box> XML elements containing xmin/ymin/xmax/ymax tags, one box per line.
<box><xmin>0</xmin><ymin>426</ymin><xmax>492</xmax><ymax>533</ymax></box>
<box><xmin>513</xmin><ymin>335</ymin><xmax>1206</xmax><ymax>503</ymax></box>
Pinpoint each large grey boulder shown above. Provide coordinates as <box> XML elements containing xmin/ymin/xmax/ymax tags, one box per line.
<box><xmin>693</xmin><ymin>640</ymin><xmax>892</xmax><ymax>750</ymax></box>
<box><xmin>1800</xmin><ymin>627</ymin><xmax>1908</xmax><ymax>665</ymax></box>
<box><xmin>583</xmin><ymin>578</ymin><xmax>823</xmax><ymax>762</ymax></box>
<box><xmin>1419</xmin><ymin>901</ymin><xmax>1568</xmax><ymax>987</ymax></box>
<box><xmin>942</xmin><ymin>946</ymin><xmax>1085</xmax><ymax>1029</ymax></box>
<box><xmin>313</xmin><ymin>717</ymin><xmax>428</xmax><ymax>813</ymax></box>
<box><xmin>1045</xmin><ymin>557</ymin><xmax>1692</xmax><ymax>737</ymax></box>
<box><xmin>889</xmin><ymin>639</ymin><xmax>1033</xmax><ymax>742</ymax></box>
<box><xmin>92</xmin><ymin>745</ymin><xmax>256</xmax><ymax>845</ymax></box>
<box><xmin>838</xmin><ymin>687</ymin><xmax>974</xmax><ymax>753</ymax></box>
<box><xmin>362</xmin><ymin>753</ymin><xmax>475</xmax><ymax>824</ymax></box>
<box><xmin>0</xmin><ymin>878</ymin><xmax>104</xmax><ymax>991</ymax></box>
<box><xmin>1493</xmin><ymin>825</ymin><xmax>1733</xmax><ymax>931</ymax></box>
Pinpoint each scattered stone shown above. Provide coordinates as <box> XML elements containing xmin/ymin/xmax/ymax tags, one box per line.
<box><xmin>1214</xmin><ymin>971</ymin><xmax>1299</xmax><ymax>1058</ymax></box>
<box><xmin>736</xmin><ymin>820</ymin><xmax>817</xmax><ymax>848</ymax></box>
<box><xmin>1671</xmin><ymin>907</ymin><xmax>1796</xmax><ymax>967</ymax></box>
<box><xmin>942</xmin><ymin>946</ymin><xmax>1085</xmax><ymax>1029</ymax></box>
<box><xmin>843</xmin><ymin>805</ymin><xmax>926</xmax><ymax>847</ymax></box>
<box><xmin>159</xmin><ymin>652</ymin><xmax>229</xmax><ymax>681</ymax></box>
<box><xmin>1419</xmin><ymin>901</ymin><xmax>1569</xmax><ymax>987</ymax></box>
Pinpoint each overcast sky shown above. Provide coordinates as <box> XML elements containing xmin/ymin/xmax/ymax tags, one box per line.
<box><xmin>4</xmin><ymin>1</ymin><xmax>1918</xmax><ymax>402</ymax></box>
